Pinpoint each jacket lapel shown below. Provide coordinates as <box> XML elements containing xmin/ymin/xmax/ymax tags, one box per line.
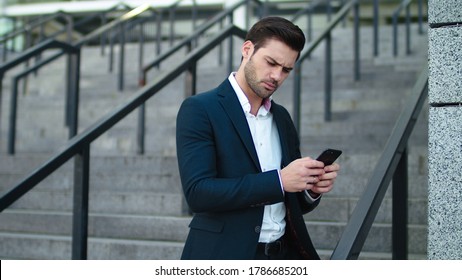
<box><xmin>217</xmin><ymin>80</ymin><xmax>261</xmax><ymax>171</ymax></box>
<box><xmin>271</xmin><ymin>101</ymin><xmax>292</xmax><ymax>168</ymax></box>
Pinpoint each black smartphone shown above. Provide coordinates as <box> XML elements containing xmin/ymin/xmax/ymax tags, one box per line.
<box><xmin>316</xmin><ymin>149</ymin><xmax>342</xmax><ymax>165</ymax></box>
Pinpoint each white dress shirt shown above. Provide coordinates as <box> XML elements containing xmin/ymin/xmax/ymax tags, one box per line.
<box><xmin>228</xmin><ymin>73</ymin><xmax>285</xmax><ymax>243</ymax></box>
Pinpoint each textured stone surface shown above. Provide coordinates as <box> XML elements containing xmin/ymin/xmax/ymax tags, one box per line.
<box><xmin>429</xmin><ymin>0</ymin><xmax>462</xmax><ymax>24</ymax></box>
<box><xmin>428</xmin><ymin>27</ymin><xmax>462</xmax><ymax>104</ymax></box>
<box><xmin>428</xmin><ymin>0</ymin><xmax>462</xmax><ymax>260</ymax></box>
<box><xmin>428</xmin><ymin>106</ymin><xmax>462</xmax><ymax>260</ymax></box>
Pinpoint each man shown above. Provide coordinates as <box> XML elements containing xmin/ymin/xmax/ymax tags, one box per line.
<box><xmin>176</xmin><ymin>16</ymin><xmax>340</xmax><ymax>260</ymax></box>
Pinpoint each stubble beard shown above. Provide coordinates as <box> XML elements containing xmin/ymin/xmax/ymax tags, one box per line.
<box><xmin>243</xmin><ymin>58</ymin><xmax>278</xmax><ymax>100</ymax></box>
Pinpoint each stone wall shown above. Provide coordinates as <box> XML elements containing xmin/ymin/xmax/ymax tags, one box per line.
<box><xmin>428</xmin><ymin>0</ymin><xmax>462</xmax><ymax>260</ymax></box>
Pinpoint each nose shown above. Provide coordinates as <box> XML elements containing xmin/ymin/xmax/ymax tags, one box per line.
<box><xmin>270</xmin><ymin>68</ymin><xmax>283</xmax><ymax>83</ymax></box>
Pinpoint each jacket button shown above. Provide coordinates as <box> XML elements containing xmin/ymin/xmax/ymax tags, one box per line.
<box><xmin>254</xmin><ymin>226</ymin><xmax>261</xmax><ymax>233</ymax></box>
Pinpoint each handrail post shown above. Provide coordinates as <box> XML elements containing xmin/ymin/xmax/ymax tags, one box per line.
<box><xmin>35</xmin><ymin>17</ymin><xmax>45</xmax><ymax>73</ymax></box>
<box><xmin>293</xmin><ymin>62</ymin><xmax>302</xmax><ymax>134</ymax></box>
<box><xmin>109</xmin><ymin>27</ymin><xmax>115</xmax><ymax>72</ymax></box>
<box><xmin>156</xmin><ymin>11</ymin><xmax>163</xmax><ymax>63</ymax></box>
<box><xmin>392</xmin><ymin>0</ymin><xmax>413</xmax><ymax>57</ymax></box>
<box><xmin>169</xmin><ymin>5</ymin><xmax>175</xmax><ymax>46</ymax></box>
<box><xmin>245</xmin><ymin>0</ymin><xmax>251</xmax><ymax>30</ymax></box>
<box><xmin>137</xmin><ymin>103</ymin><xmax>146</xmax><ymax>155</ymax></box>
<box><xmin>218</xmin><ymin>20</ymin><xmax>224</xmax><ymax>66</ymax></box>
<box><xmin>227</xmin><ymin>14</ymin><xmax>234</xmax><ymax>74</ymax></box>
<box><xmin>185</xmin><ymin>41</ymin><xmax>197</xmax><ymax>97</ymax></box>
<box><xmin>393</xmin><ymin>10</ymin><xmax>398</xmax><ymax>56</ymax></box>
<box><xmin>307</xmin><ymin>9</ymin><xmax>312</xmax><ymax>43</ymax></box>
<box><xmin>192</xmin><ymin>0</ymin><xmax>198</xmax><ymax>30</ymax></box>
<box><xmin>100</xmin><ymin>13</ymin><xmax>108</xmax><ymax>55</ymax></box>
<box><xmin>392</xmin><ymin>147</ymin><xmax>408</xmax><ymax>259</ymax></box>
<box><xmin>324</xmin><ymin>31</ymin><xmax>332</xmax><ymax>122</ymax></box>
<box><xmin>136</xmin><ymin>20</ymin><xmax>149</xmax><ymax>155</ymax></box>
<box><xmin>8</xmin><ymin>76</ymin><xmax>20</xmax><ymax>154</ymax></box>
<box><xmin>68</xmin><ymin>50</ymin><xmax>81</xmax><ymax>138</ymax></box>
<box><xmin>1</xmin><ymin>36</ymin><xmax>7</xmax><ymax>62</ymax></box>
<box><xmin>326</xmin><ymin>0</ymin><xmax>332</xmax><ymax>22</ymax></box>
<box><xmin>263</xmin><ymin>0</ymin><xmax>270</xmax><ymax>17</ymax></box>
<box><xmin>405</xmin><ymin>3</ymin><xmax>411</xmax><ymax>55</ymax></box>
<box><xmin>138</xmin><ymin>21</ymin><xmax>145</xmax><ymax>87</ymax></box>
<box><xmin>66</xmin><ymin>53</ymin><xmax>73</xmax><ymax>127</ymax></box>
<box><xmin>72</xmin><ymin>144</ymin><xmax>90</xmax><ymax>260</ymax></box>
<box><xmin>118</xmin><ymin>22</ymin><xmax>126</xmax><ymax>91</ymax></box>
<box><xmin>8</xmin><ymin>76</ymin><xmax>19</xmax><ymax>154</ymax></box>
<box><xmin>418</xmin><ymin>0</ymin><xmax>424</xmax><ymax>34</ymax></box>
<box><xmin>0</xmin><ymin>73</ymin><xmax>2</xmax><ymax>140</ymax></box>
<box><xmin>353</xmin><ymin>0</ymin><xmax>360</xmax><ymax>81</ymax></box>
<box><xmin>373</xmin><ymin>0</ymin><xmax>379</xmax><ymax>56</ymax></box>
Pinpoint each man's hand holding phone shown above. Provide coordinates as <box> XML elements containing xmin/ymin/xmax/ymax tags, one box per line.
<box><xmin>280</xmin><ymin>149</ymin><xmax>341</xmax><ymax>194</ymax></box>
<box><xmin>310</xmin><ymin>149</ymin><xmax>342</xmax><ymax>196</ymax></box>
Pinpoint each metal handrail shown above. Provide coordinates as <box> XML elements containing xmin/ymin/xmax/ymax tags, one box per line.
<box><xmin>292</xmin><ymin>0</ymin><xmax>359</xmax><ymax>128</ymax></box>
<box><xmin>330</xmin><ymin>65</ymin><xmax>429</xmax><ymax>260</ymax></box>
<box><xmin>0</xmin><ymin>4</ymin><xmax>156</xmax><ymax>153</ymax></box>
<box><xmin>0</xmin><ymin>3</ymin><xmax>135</xmax><ymax>62</ymax></box>
<box><xmin>74</xmin><ymin>3</ymin><xmax>154</xmax><ymax>47</ymax></box>
<box><xmin>136</xmin><ymin>0</ymin><xmax>262</xmax><ymax>154</ymax></box>
<box><xmin>87</xmin><ymin>0</ymin><xmax>198</xmax><ymax>91</ymax></box>
<box><xmin>0</xmin><ymin>39</ymin><xmax>81</xmax><ymax>150</ymax></box>
<box><xmin>373</xmin><ymin>0</ymin><xmax>425</xmax><ymax>57</ymax></box>
<box><xmin>7</xmin><ymin>42</ymin><xmax>81</xmax><ymax>154</ymax></box>
<box><xmin>0</xmin><ymin>11</ymin><xmax>73</xmax><ymax>62</ymax></box>
<box><xmin>392</xmin><ymin>0</ymin><xmax>412</xmax><ymax>56</ymax></box>
<box><xmin>1</xmin><ymin>2</ymin><xmax>194</xmax><ymax>153</ymax></box>
<box><xmin>291</xmin><ymin>0</ymin><xmax>332</xmax><ymax>43</ymax></box>
<box><xmin>0</xmin><ymin>24</ymin><xmax>247</xmax><ymax>260</ymax></box>
<box><xmin>1</xmin><ymin>1</ymin><xmax>191</xmax><ymax>91</ymax></box>
<box><xmin>0</xmin><ymin>12</ymin><xmax>71</xmax><ymax>41</ymax></box>
<box><xmin>140</xmin><ymin>0</ymin><xmax>262</xmax><ymax>86</ymax></box>
<box><xmin>75</xmin><ymin>2</ymin><xmax>159</xmax><ymax>91</ymax></box>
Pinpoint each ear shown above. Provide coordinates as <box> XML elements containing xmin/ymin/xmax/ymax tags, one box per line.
<box><xmin>241</xmin><ymin>40</ymin><xmax>254</xmax><ymax>60</ymax></box>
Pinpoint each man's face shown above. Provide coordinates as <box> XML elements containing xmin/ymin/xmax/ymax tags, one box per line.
<box><xmin>242</xmin><ymin>39</ymin><xmax>299</xmax><ymax>100</ymax></box>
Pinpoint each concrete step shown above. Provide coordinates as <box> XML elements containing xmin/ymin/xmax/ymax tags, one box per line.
<box><xmin>0</xmin><ymin>210</ymin><xmax>190</xmax><ymax>242</ymax></box>
<box><xmin>0</xmin><ymin>20</ymin><xmax>429</xmax><ymax>259</ymax></box>
<box><xmin>0</xmin><ymin>211</ymin><xmax>426</xmax><ymax>259</ymax></box>
<box><xmin>5</xmin><ymin>190</ymin><xmax>184</xmax><ymax>216</ymax></box>
<box><xmin>0</xmin><ymin>147</ymin><xmax>428</xmax><ymax>224</ymax></box>
<box><xmin>0</xmin><ymin>154</ymin><xmax>179</xmax><ymax>184</ymax></box>
<box><xmin>1</xmin><ymin>24</ymin><xmax>427</xmax><ymax>155</ymax></box>
<box><xmin>3</xmin><ymin>66</ymin><xmax>426</xmax><ymax>155</ymax></box>
<box><xmin>0</xmin><ymin>158</ymin><xmax>429</xmax><ymax>255</ymax></box>
<box><xmin>0</xmin><ymin>232</ymin><xmax>184</xmax><ymax>260</ymax></box>
<box><xmin>0</xmin><ymin>232</ymin><xmax>425</xmax><ymax>260</ymax></box>
<box><xmin>0</xmin><ymin>148</ymin><xmax>426</xmax><ymax>194</ymax></box>
<box><xmin>1</xmin><ymin>154</ymin><xmax>185</xmax><ymax>216</ymax></box>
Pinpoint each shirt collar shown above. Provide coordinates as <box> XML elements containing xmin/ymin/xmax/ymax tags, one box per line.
<box><xmin>228</xmin><ymin>72</ymin><xmax>272</xmax><ymax>116</ymax></box>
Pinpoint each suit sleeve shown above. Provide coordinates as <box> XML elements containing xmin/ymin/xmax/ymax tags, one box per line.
<box><xmin>176</xmin><ymin>96</ymin><xmax>284</xmax><ymax>213</ymax></box>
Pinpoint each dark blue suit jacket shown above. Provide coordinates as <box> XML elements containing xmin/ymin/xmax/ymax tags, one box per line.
<box><xmin>176</xmin><ymin>79</ymin><xmax>320</xmax><ymax>260</ymax></box>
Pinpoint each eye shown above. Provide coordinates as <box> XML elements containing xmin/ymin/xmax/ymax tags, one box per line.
<box><xmin>282</xmin><ymin>67</ymin><xmax>291</xmax><ymax>74</ymax></box>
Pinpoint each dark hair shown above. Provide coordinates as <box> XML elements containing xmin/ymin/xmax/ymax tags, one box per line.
<box><xmin>245</xmin><ymin>16</ymin><xmax>305</xmax><ymax>59</ymax></box>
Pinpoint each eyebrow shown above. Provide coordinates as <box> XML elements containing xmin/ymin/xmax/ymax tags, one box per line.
<box><xmin>265</xmin><ymin>56</ymin><xmax>293</xmax><ymax>72</ymax></box>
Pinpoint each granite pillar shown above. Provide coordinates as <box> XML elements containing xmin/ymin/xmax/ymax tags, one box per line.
<box><xmin>428</xmin><ymin>0</ymin><xmax>462</xmax><ymax>260</ymax></box>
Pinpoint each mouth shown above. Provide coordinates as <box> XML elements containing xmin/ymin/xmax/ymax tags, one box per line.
<box><xmin>262</xmin><ymin>81</ymin><xmax>277</xmax><ymax>91</ymax></box>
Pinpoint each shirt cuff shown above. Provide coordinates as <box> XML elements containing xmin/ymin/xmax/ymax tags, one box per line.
<box><xmin>277</xmin><ymin>170</ymin><xmax>322</xmax><ymax>202</ymax></box>
<box><xmin>277</xmin><ymin>170</ymin><xmax>284</xmax><ymax>194</ymax></box>
<box><xmin>304</xmin><ymin>190</ymin><xmax>322</xmax><ymax>203</ymax></box>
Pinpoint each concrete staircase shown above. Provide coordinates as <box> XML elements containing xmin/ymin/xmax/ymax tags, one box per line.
<box><xmin>0</xmin><ymin>19</ymin><xmax>428</xmax><ymax>259</ymax></box>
